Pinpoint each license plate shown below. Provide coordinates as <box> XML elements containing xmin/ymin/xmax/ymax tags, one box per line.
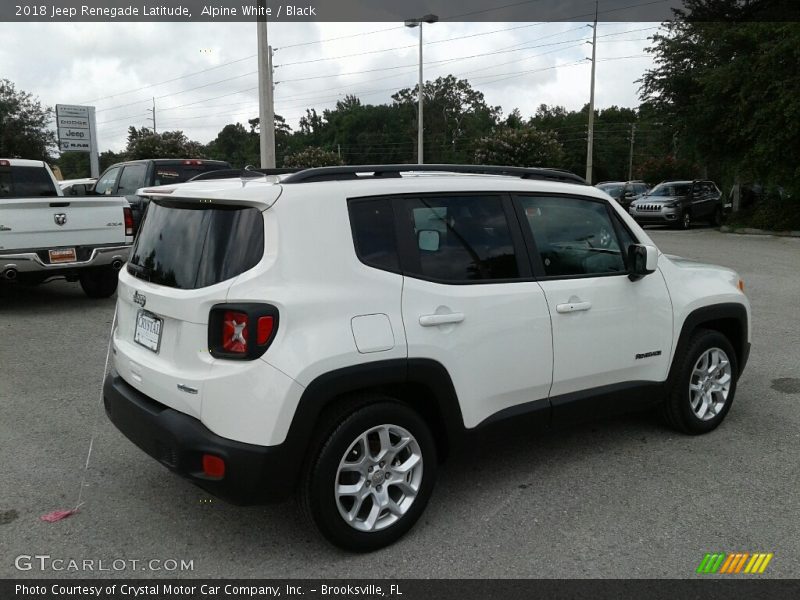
<box><xmin>134</xmin><ymin>310</ymin><xmax>163</xmax><ymax>353</ymax></box>
<box><xmin>49</xmin><ymin>248</ymin><xmax>76</xmax><ymax>263</ymax></box>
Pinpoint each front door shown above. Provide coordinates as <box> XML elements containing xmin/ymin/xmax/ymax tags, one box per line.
<box><xmin>513</xmin><ymin>194</ymin><xmax>673</xmax><ymax>415</ymax></box>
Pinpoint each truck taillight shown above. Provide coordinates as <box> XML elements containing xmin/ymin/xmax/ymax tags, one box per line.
<box><xmin>209</xmin><ymin>304</ymin><xmax>279</xmax><ymax>360</ymax></box>
<box><xmin>123</xmin><ymin>206</ymin><xmax>134</xmax><ymax>236</ymax></box>
<box><xmin>0</xmin><ymin>160</ymin><xmax>9</xmax><ymax>167</ymax></box>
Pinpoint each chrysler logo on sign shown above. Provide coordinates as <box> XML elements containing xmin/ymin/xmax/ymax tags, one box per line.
<box><xmin>54</xmin><ymin>213</ymin><xmax>67</xmax><ymax>226</ymax></box>
<box><xmin>133</xmin><ymin>291</ymin><xmax>146</xmax><ymax>307</ymax></box>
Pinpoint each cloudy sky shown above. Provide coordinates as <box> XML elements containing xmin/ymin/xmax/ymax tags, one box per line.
<box><xmin>0</xmin><ymin>21</ymin><xmax>661</xmax><ymax>153</ymax></box>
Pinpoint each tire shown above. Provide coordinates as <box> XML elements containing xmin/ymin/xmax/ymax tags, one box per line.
<box><xmin>300</xmin><ymin>396</ymin><xmax>437</xmax><ymax>552</ymax></box>
<box><xmin>711</xmin><ymin>206</ymin><xmax>723</xmax><ymax>227</ymax></box>
<box><xmin>677</xmin><ymin>209</ymin><xmax>692</xmax><ymax>230</ymax></box>
<box><xmin>661</xmin><ymin>329</ymin><xmax>738</xmax><ymax>434</ymax></box>
<box><xmin>79</xmin><ymin>267</ymin><xmax>119</xmax><ymax>298</ymax></box>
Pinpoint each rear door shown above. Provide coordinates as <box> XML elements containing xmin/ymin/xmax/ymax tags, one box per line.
<box><xmin>398</xmin><ymin>193</ymin><xmax>553</xmax><ymax>429</ymax></box>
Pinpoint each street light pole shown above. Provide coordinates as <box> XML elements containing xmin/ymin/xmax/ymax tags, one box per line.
<box><xmin>405</xmin><ymin>14</ymin><xmax>438</xmax><ymax>165</ymax></box>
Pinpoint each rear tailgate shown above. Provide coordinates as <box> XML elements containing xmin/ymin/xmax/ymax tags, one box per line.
<box><xmin>0</xmin><ymin>196</ymin><xmax>128</xmax><ymax>251</ymax></box>
<box><xmin>113</xmin><ymin>196</ymin><xmax>268</xmax><ymax>418</ymax></box>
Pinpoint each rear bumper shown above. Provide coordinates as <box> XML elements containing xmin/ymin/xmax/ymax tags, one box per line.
<box><xmin>103</xmin><ymin>371</ymin><xmax>294</xmax><ymax>504</ymax></box>
<box><xmin>0</xmin><ymin>244</ymin><xmax>130</xmax><ymax>275</ymax></box>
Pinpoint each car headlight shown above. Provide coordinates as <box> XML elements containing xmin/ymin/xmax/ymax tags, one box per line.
<box><xmin>664</xmin><ymin>201</ymin><xmax>679</xmax><ymax>208</ymax></box>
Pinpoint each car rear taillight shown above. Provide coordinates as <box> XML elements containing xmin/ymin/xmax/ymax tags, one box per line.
<box><xmin>209</xmin><ymin>304</ymin><xmax>279</xmax><ymax>360</ymax></box>
<box><xmin>123</xmin><ymin>206</ymin><xmax>134</xmax><ymax>236</ymax></box>
<box><xmin>0</xmin><ymin>160</ymin><xmax>10</xmax><ymax>167</ymax></box>
<box><xmin>183</xmin><ymin>160</ymin><xmax>203</xmax><ymax>165</ymax></box>
<box><xmin>221</xmin><ymin>310</ymin><xmax>249</xmax><ymax>354</ymax></box>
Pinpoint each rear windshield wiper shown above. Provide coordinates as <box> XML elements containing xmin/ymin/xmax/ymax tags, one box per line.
<box><xmin>127</xmin><ymin>262</ymin><xmax>152</xmax><ymax>281</ymax></box>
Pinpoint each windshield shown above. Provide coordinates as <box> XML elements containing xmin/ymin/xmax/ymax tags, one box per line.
<box><xmin>597</xmin><ymin>184</ymin><xmax>623</xmax><ymax>199</ymax></box>
<box><xmin>128</xmin><ymin>200</ymin><xmax>264</xmax><ymax>289</ymax></box>
<box><xmin>648</xmin><ymin>183</ymin><xmax>691</xmax><ymax>197</ymax></box>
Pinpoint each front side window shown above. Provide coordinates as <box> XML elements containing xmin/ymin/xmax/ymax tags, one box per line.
<box><xmin>516</xmin><ymin>196</ymin><xmax>627</xmax><ymax>277</ymax></box>
<box><xmin>401</xmin><ymin>195</ymin><xmax>519</xmax><ymax>282</ymax></box>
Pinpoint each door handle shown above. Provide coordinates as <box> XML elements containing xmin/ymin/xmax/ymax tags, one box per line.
<box><xmin>556</xmin><ymin>301</ymin><xmax>592</xmax><ymax>314</ymax></box>
<box><xmin>419</xmin><ymin>312</ymin><xmax>465</xmax><ymax>327</ymax></box>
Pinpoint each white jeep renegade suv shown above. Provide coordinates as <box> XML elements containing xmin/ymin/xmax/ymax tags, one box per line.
<box><xmin>104</xmin><ymin>165</ymin><xmax>751</xmax><ymax>552</ymax></box>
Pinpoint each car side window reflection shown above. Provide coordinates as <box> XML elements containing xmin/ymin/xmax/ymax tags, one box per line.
<box><xmin>515</xmin><ymin>196</ymin><xmax>627</xmax><ymax>277</ymax></box>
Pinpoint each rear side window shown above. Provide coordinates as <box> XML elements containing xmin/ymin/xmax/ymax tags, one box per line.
<box><xmin>0</xmin><ymin>166</ymin><xmax>56</xmax><ymax>197</ymax></box>
<box><xmin>128</xmin><ymin>201</ymin><xmax>264</xmax><ymax>289</ymax></box>
<box><xmin>401</xmin><ymin>195</ymin><xmax>520</xmax><ymax>282</ymax></box>
<box><xmin>348</xmin><ymin>198</ymin><xmax>400</xmax><ymax>273</ymax></box>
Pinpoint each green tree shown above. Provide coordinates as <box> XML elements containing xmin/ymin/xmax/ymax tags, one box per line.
<box><xmin>125</xmin><ymin>127</ymin><xmax>207</xmax><ymax>160</ymax></box>
<box><xmin>283</xmin><ymin>146</ymin><xmax>343</xmax><ymax>168</ymax></box>
<box><xmin>0</xmin><ymin>79</ymin><xmax>56</xmax><ymax>160</ymax></box>
<box><xmin>640</xmin><ymin>2</ymin><xmax>800</xmax><ymax>191</ymax></box>
<box><xmin>393</xmin><ymin>75</ymin><xmax>501</xmax><ymax>163</ymax></box>
<box><xmin>206</xmin><ymin>123</ymin><xmax>259</xmax><ymax>168</ymax></box>
<box><xmin>473</xmin><ymin>126</ymin><xmax>564</xmax><ymax>168</ymax></box>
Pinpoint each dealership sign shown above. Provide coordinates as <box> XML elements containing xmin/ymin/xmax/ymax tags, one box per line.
<box><xmin>56</xmin><ymin>104</ymin><xmax>96</xmax><ymax>153</ymax></box>
<box><xmin>55</xmin><ymin>104</ymin><xmax>100</xmax><ymax>177</ymax></box>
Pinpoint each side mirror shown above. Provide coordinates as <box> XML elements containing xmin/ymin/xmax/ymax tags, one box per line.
<box><xmin>417</xmin><ymin>229</ymin><xmax>441</xmax><ymax>252</ymax></box>
<box><xmin>628</xmin><ymin>244</ymin><xmax>658</xmax><ymax>281</ymax></box>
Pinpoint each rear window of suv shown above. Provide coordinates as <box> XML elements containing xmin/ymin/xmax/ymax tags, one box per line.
<box><xmin>128</xmin><ymin>200</ymin><xmax>264</xmax><ymax>289</ymax></box>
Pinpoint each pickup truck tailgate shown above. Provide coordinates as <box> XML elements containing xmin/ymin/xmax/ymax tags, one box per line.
<box><xmin>0</xmin><ymin>197</ymin><xmax>127</xmax><ymax>250</ymax></box>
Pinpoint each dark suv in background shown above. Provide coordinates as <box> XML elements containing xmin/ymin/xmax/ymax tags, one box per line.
<box><xmin>629</xmin><ymin>180</ymin><xmax>722</xmax><ymax>229</ymax></box>
<box><xmin>595</xmin><ymin>181</ymin><xmax>650</xmax><ymax>210</ymax></box>
<box><xmin>93</xmin><ymin>159</ymin><xmax>231</xmax><ymax>231</ymax></box>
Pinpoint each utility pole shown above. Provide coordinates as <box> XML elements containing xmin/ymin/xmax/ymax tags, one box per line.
<box><xmin>257</xmin><ymin>8</ymin><xmax>276</xmax><ymax>168</ymax></box>
<box><xmin>148</xmin><ymin>97</ymin><xmax>157</xmax><ymax>134</ymax></box>
<box><xmin>628</xmin><ymin>123</ymin><xmax>636</xmax><ymax>180</ymax></box>
<box><xmin>585</xmin><ymin>0</ymin><xmax>598</xmax><ymax>184</ymax></box>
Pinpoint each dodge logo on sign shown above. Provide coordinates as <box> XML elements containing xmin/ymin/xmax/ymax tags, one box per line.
<box><xmin>54</xmin><ymin>213</ymin><xmax>67</xmax><ymax>226</ymax></box>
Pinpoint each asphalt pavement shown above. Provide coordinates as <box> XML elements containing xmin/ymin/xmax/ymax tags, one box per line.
<box><xmin>1</xmin><ymin>228</ymin><xmax>798</xmax><ymax>578</ymax></box>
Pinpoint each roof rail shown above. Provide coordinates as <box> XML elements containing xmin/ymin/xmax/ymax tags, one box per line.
<box><xmin>188</xmin><ymin>167</ymin><xmax>298</xmax><ymax>182</ymax></box>
<box><xmin>280</xmin><ymin>164</ymin><xmax>587</xmax><ymax>185</ymax></box>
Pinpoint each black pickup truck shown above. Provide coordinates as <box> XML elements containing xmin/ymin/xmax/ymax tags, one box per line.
<box><xmin>93</xmin><ymin>159</ymin><xmax>231</xmax><ymax>231</ymax></box>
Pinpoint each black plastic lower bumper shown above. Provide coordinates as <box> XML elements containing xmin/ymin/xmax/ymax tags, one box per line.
<box><xmin>103</xmin><ymin>372</ymin><xmax>294</xmax><ymax>504</ymax></box>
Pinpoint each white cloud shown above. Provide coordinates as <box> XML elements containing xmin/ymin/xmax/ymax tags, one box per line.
<box><xmin>0</xmin><ymin>21</ymin><xmax>661</xmax><ymax>154</ymax></box>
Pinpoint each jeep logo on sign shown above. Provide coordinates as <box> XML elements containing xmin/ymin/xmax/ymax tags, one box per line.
<box><xmin>54</xmin><ymin>213</ymin><xmax>67</xmax><ymax>226</ymax></box>
<box><xmin>133</xmin><ymin>291</ymin><xmax>146</xmax><ymax>307</ymax></box>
